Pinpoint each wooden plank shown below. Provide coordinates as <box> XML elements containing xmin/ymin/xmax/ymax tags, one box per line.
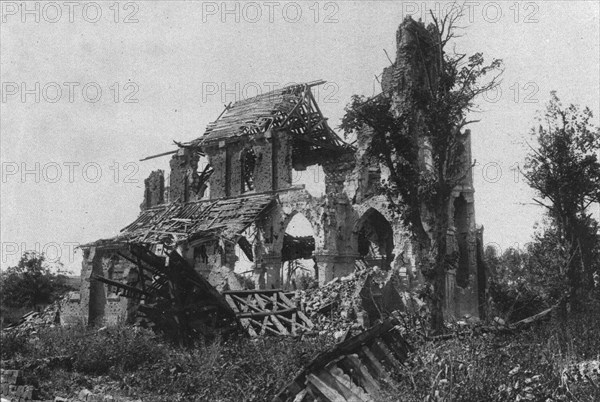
<box><xmin>316</xmin><ymin>369</ymin><xmax>365</xmax><ymax>402</ymax></box>
<box><xmin>372</xmin><ymin>339</ymin><xmax>403</xmax><ymax>372</ymax></box>
<box><xmin>359</xmin><ymin>346</ymin><xmax>388</xmax><ymax>380</ymax></box>
<box><xmin>306</xmin><ymin>374</ymin><xmax>347</xmax><ymax>402</ymax></box>
<box><xmin>275</xmin><ymin>314</ymin><xmax>312</xmax><ymax>332</ymax></box>
<box><xmin>269</xmin><ymin>315</ymin><xmax>290</xmax><ymax>335</ymax></box>
<box><xmin>251</xmin><ymin>293</ymin><xmax>289</xmax><ymax>335</ymax></box>
<box><xmin>139</xmin><ymin>149</ymin><xmax>178</xmax><ymax>162</ymax></box>
<box><xmin>329</xmin><ymin>365</ymin><xmax>372</xmax><ymax>402</ymax></box>
<box><xmin>236</xmin><ymin>304</ymin><xmax>279</xmax><ymax>318</ymax></box>
<box><xmin>306</xmin><ymin>382</ymin><xmax>327</xmax><ymax>402</ymax></box>
<box><xmin>292</xmin><ymin>389</ymin><xmax>309</xmax><ymax>402</ymax></box>
<box><xmin>222</xmin><ymin>289</ymin><xmax>286</xmax><ymax>295</ymax></box>
<box><xmin>260</xmin><ymin>316</ymin><xmax>270</xmax><ymax>336</ymax></box>
<box><xmin>231</xmin><ymin>294</ymin><xmax>263</xmax><ymax>313</ymax></box>
<box><xmin>224</xmin><ymin>294</ymin><xmax>239</xmax><ymax>312</ymax></box>
<box><xmin>240</xmin><ymin>318</ymin><xmax>257</xmax><ymax>337</ymax></box>
<box><xmin>338</xmin><ymin>355</ymin><xmax>381</xmax><ymax>398</ymax></box>
<box><xmin>296</xmin><ymin>310</ymin><xmax>314</xmax><ymax>329</ymax></box>
<box><xmin>278</xmin><ymin>291</ymin><xmax>296</xmax><ymax>307</ymax></box>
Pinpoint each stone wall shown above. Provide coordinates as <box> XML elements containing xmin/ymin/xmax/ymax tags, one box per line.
<box><xmin>169</xmin><ymin>148</ymin><xmax>200</xmax><ymax>203</ymax></box>
<box><xmin>59</xmin><ymin>292</ymin><xmax>86</xmax><ymax>326</ymax></box>
<box><xmin>140</xmin><ymin>170</ymin><xmax>164</xmax><ymax>210</ymax></box>
<box><xmin>79</xmin><ymin>247</ymin><xmax>135</xmax><ymax>326</ymax></box>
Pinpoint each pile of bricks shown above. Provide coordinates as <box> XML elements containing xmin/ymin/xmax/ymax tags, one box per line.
<box><xmin>0</xmin><ymin>369</ymin><xmax>38</xmax><ymax>402</ymax></box>
<box><xmin>2</xmin><ymin>302</ymin><xmax>61</xmax><ymax>335</ymax></box>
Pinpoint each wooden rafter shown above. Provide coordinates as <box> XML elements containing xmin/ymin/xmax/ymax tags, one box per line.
<box><xmin>222</xmin><ymin>289</ymin><xmax>313</xmax><ymax>336</ymax></box>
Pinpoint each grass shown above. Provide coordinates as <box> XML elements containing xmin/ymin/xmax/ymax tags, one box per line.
<box><xmin>391</xmin><ymin>301</ymin><xmax>600</xmax><ymax>401</ymax></box>
<box><xmin>1</xmin><ymin>302</ymin><xmax>599</xmax><ymax>401</ymax></box>
<box><xmin>1</xmin><ymin>325</ymin><xmax>334</xmax><ymax>401</ymax></box>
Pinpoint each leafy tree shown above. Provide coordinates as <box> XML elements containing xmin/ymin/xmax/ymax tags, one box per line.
<box><xmin>522</xmin><ymin>92</ymin><xmax>600</xmax><ymax>305</ymax></box>
<box><xmin>0</xmin><ymin>251</ymin><xmax>72</xmax><ymax>311</ymax></box>
<box><xmin>341</xmin><ymin>11</ymin><xmax>502</xmax><ymax>332</ymax></box>
<box><xmin>488</xmin><ymin>224</ymin><xmax>572</xmax><ymax>320</ymax></box>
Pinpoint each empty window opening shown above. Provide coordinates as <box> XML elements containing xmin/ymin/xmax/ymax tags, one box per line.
<box><xmin>281</xmin><ymin>213</ymin><xmax>317</xmax><ymax>290</ymax></box>
<box><xmin>234</xmin><ymin>226</ymin><xmax>258</xmax><ymax>288</ymax></box>
<box><xmin>241</xmin><ymin>147</ymin><xmax>257</xmax><ymax>193</ymax></box>
<box><xmin>354</xmin><ymin>208</ymin><xmax>394</xmax><ymax>269</ymax></box>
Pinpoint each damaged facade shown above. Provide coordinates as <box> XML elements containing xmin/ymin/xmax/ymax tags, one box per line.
<box><xmin>74</xmin><ymin>17</ymin><xmax>487</xmax><ymax>328</ymax></box>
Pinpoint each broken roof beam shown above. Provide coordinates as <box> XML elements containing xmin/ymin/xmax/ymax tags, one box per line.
<box><xmin>139</xmin><ymin>149</ymin><xmax>178</xmax><ymax>162</ymax></box>
<box><xmin>92</xmin><ymin>275</ymin><xmax>154</xmax><ymax>300</ymax></box>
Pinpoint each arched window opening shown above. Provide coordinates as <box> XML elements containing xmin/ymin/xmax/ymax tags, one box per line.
<box><xmin>241</xmin><ymin>147</ymin><xmax>257</xmax><ymax>193</ymax></box>
<box><xmin>281</xmin><ymin>213</ymin><xmax>317</xmax><ymax>290</ymax></box>
<box><xmin>354</xmin><ymin>209</ymin><xmax>394</xmax><ymax>269</ymax></box>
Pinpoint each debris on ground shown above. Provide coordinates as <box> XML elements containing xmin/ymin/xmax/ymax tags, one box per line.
<box><xmin>273</xmin><ymin>317</ymin><xmax>411</xmax><ymax>402</ymax></box>
<box><xmin>301</xmin><ymin>260</ymin><xmax>421</xmax><ymax>338</ymax></box>
<box><xmin>223</xmin><ymin>289</ymin><xmax>314</xmax><ymax>336</ymax></box>
<box><xmin>93</xmin><ymin>244</ymin><xmax>240</xmax><ymax>345</ymax></box>
<box><xmin>2</xmin><ymin>302</ymin><xmax>62</xmax><ymax>335</ymax></box>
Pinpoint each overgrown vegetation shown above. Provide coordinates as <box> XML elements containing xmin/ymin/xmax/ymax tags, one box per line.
<box><xmin>521</xmin><ymin>92</ymin><xmax>600</xmax><ymax>308</ymax></box>
<box><xmin>1</xmin><ymin>325</ymin><xmax>334</xmax><ymax>401</ymax></box>
<box><xmin>392</xmin><ymin>301</ymin><xmax>600</xmax><ymax>401</ymax></box>
<box><xmin>341</xmin><ymin>9</ymin><xmax>503</xmax><ymax>333</ymax></box>
<box><xmin>2</xmin><ymin>302</ymin><xmax>599</xmax><ymax>401</ymax></box>
<box><xmin>1</xmin><ymin>251</ymin><xmax>76</xmax><ymax>324</ymax></box>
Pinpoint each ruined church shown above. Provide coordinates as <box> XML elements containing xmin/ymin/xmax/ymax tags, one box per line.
<box><xmin>70</xmin><ymin>17</ymin><xmax>487</xmax><ymax>327</ymax></box>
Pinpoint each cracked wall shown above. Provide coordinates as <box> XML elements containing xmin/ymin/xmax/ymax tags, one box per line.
<box><xmin>79</xmin><ymin>247</ymin><xmax>137</xmax><ymax>326</ymax></box>
<box><xmin>141</xmin><ymin>170</ymin><xmax>165</xmax><ymax>210</ymax></box>
<box><xmin>169</xmin><ymin>148</ymin><xmax>201</xmax><ymax>203</ymax></box>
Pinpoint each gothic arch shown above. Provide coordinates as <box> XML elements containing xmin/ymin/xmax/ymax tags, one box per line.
<box><xmin>352</xmin><ymin>208</ymin><xmax>394</xmax><ymax>269</ymax></box>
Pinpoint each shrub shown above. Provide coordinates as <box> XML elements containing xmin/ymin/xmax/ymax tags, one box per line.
<box><xmin>2</xmin><ymin>322</ymin><xmax>334</xmax><ymax>401</ymax></box>
<box><xmin>489</xmin><ymin>280</ymin><xmax>548</xmax><ymax>322</ymax></box>
<box><xmin>393</xmin><ymin>302</ymin><xmax>600</xmax><ymax>401</ymax></box>
<box><xmin>0</xmin><ymin>330</ymin><xmax>28</xmax><ymax>360</ymax></box>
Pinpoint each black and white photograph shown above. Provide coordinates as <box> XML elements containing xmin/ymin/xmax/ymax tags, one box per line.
<box><xmin>1</xmin><ymin>1</ymin><xmax>599</xmax><ymax>401</ymax></box>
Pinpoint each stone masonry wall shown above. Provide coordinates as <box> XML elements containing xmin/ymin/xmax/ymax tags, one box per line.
<box><xmin>169</xmin><ymin>148</ymin><xmax>200</xmax><ymax>203</ymax></box>
<box><xmin>79</xmin><ymin>247</ymin><xmax>135</xmax><ymax>326</ymax></box>
<box><xmin>140</xmin><ymin>170</ymin><xmax>164</xmax><ymax>210</ymax></box>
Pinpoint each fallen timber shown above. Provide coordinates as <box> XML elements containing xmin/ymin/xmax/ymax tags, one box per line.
<box><xmin>274</xmin><ymin>318</ymin><xmax>411</xmax><ymax>402</ymax></box>
<box><xmin>223</xmin><ymin>289</ymin><xmax>314</xmax><ymax>336</ymax></box>
<box><xmin>93</xmin><ymin>244</ymin><xmax>314</xmax><ymax>340</ymax></box>
<box><xmin>93</xmin><ymin>244</ymin><xmax>240</xmax><ymax>344</ymax></box>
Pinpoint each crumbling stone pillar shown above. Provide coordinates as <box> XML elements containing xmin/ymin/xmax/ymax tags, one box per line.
<box><xmin>87</xmin><ymin>248</ymin><xmax>106</xmax><ymax>326</ymax></box>
<box><xmin>169</xmin><ymin>148</ymin><xmax>200</xmax><ymax>203</ymax></box>
<box><xmin>272</xmin><ymin>131</ymin><xmax>293</xmax><ymax>190</ymax></box>
<box><xmin>141</xmin><ymin>170</ymin><xmax>165</xmax><ymax>210</ymax></box>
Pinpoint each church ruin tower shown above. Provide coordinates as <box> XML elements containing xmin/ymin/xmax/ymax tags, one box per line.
<box><xmin>381</xmin><ymin>16</ymin><xmax>485</xmax><ymax>319</ymax></box>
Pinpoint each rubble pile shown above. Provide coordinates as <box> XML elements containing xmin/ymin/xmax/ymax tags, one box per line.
<box><xmin>302</xmin><ymin>262</ymin><xmax>408</xmax><ymax>338</ymax></box>
<box><xmin>0</xmin><ymin>369</ymin><xmax>39</xmax><ymax>401</ymax></box>
<box><xmin>273</xmin><ymin>317</ymin><xmax>412</xmax><ymax>402</ymax></box>
<box><xmin>2</xmin><ymin>302</ymin><xmax>62</xmax><ymax>335</ymax></box>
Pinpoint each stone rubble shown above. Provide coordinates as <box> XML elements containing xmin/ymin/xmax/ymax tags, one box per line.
<box><xmin>301</xmin><ymin>263</ymin><xmax>413</xmax><ymax>338</ymax></box>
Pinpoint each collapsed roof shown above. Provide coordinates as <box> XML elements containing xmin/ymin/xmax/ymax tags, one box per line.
<box><xmin>182</xmin><ymin>80</ymin><xmax>354</xmax><ymax>167</ymax></box>
<box><xmin>84</xmin><ymin>192</ymin><xmax>275</xmax><ymax>249</ymax></box>
<box><xmin>86</xmin><ymin>81</ymin><xmax>353</xmax><ymax>251</ymax></box>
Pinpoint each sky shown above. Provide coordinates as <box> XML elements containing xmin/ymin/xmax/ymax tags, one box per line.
<box><xmin>1</xmin><ymin>1</ymin><xmax>599</xmax><ymax>274</ymax></box>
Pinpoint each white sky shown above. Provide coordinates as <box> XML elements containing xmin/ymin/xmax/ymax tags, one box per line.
<box><xmin>1</xmin><ymin>1</ymin><xmax>599</xmax><ymax>274</ymax></box>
